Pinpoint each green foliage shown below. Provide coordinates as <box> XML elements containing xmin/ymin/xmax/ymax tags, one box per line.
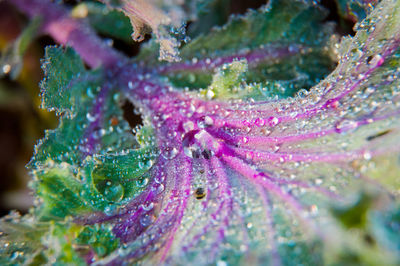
<box><xmin>0</xmin><ymin>213</ymin><xmax>119</xmax><ymax>265</ymax></box>
<box><xmin>143</xmin><ymin>0</ymin><xmax>336</xmax><ymax>96</ymax></box>
<box><xmin>75</xmin><ymin>224</ymin><xmax>120</xmax><ymax>258</ymax></box>
<box><xmin>331</xmin><ymin>191</ymin><xmax>375</xmax><ymax>229</ymax></box>
<box><xmin>30</xmin><ymin>47</ymin><xmax>157</xmax><ymax>220</ymax></box>
<box><xmin>40</xmin><ymin>46</ymin><xmax>89</xmax><ymax>114</ymax></box>
<box><xmin>336</xmin><ymin>0</ymin><xmax>379</xmax><ymax>22</ymax></box>
<box><xmin>73</xmin><ymin>2</ymin><xmax>133</xmax><ymax>43</ymax></box>
<box><xmin>204</xmin><ymin>58</ymin><xmax>247</xmax><ymax>99</ymax></box>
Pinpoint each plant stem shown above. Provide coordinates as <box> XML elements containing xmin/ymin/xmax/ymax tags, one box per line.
<box><xmin>10</xmin><ymin>0</ymin><xmax>125</xmax><ymax>68</ymax></box>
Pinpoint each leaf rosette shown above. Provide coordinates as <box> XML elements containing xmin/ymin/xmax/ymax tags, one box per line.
<box><xmin>1</xmin><ymin>0</ymin><xmax>400</xmax><ymax>265</ymax></box>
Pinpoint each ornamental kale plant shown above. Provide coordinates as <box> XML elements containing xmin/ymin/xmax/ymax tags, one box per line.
<box><xmin>1</xmin><ymin>0</ymin><xmax>400</xmax><ymax>265</ymax></box>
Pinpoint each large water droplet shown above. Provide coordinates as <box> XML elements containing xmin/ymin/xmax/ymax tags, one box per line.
<box><xmin>95</xmin><ymin>178</ymin><xmax>124</xmax><ymax>202</ymax></box>
<box><xmin>103</xmin><ymin>181</ymin><xmax>124</xmax><ymax>202</ymax></box>
<box><xmin>182</xmin><ymin>130</ymin><xmax>215</xmax><ymax>159</ymax></box>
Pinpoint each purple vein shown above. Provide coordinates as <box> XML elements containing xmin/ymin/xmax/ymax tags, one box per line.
<box><xmin>158</xmin><ymin>44</ymin><xmax>302</xmax><ymax>74</ymax></box>
<box><xmin>198</xmin><ymin>40</ymin><xmax>398</xmax><ymax>126</ymax></box>
<box><xmin>222</xmin><ymin>155</ymin><xmax>307</xmax><ymax>227</ymax></box>
<box><xmin>233</xmin><ymin>145</ymin><xmax>363</xmax><ymax>163</ymax></box>
<box><xmin>208</xmin><ymin>158</ymin><xmax>233</xmax><ymax>259</ymax></box>
<box><xmin>160</xmin><ymin>155</ymin><xmax>192</xmax><ymax>262</ymax></box>
<box><xmin>255</xmin><ymin>186</ymin><xmax>281</xmax><ymax>266</ymax></box>
<box><xmin>180</xmin><ymin>159</ymin><xmax>213</xmax><ymax>248</ymax></box>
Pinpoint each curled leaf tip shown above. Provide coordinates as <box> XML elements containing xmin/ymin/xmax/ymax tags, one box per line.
<box><xmin>102</xmin><ymin>0</ymin><xmax>184</xmax><ymax>61</ymax></box>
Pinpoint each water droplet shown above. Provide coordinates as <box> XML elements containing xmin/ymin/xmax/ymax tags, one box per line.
<box><xmin>183</xmin><ymin>143</ymin><xmax>202</xmax><ymax>159</ymax></box>
<box><xmin>217</xmin><ymin>261</ymin><xmax>228</xmax><ymax>266</ymax></box>
<box><xmin>94</xmin><ymin>177</ymin><xmax>124</xmax><ymax>202</ymax></box>
<box><xmin>140</xmin><ymin>214</ymin><xmax>153</xmax><ymax>227</ymax></box>
<box><xmin>326</xmin><ymin>99</ymin><xmax>339</xmax><ymax>109</ymax></box>
<box><xmin>267</xmin><ymin>116</ymin><xmax>279</xmax><ymax>127</ymax></box>
<box><xmin>367</xmin><ymin>54</ymin><xmax>383</xmax><ymax>67</ymax></box>
<box><xmin>156</xmin><ymin>184</ymin><xmax>165</xmax><ymax>194</ymax></box>
<box><xmin>86</xmin><ymin>87</ymin><xmax>95</xmax><ymax>98</ymax></box>
<box><xmin>141</xmin><ymin>201</ymin><xmax>154</xmax><ymax>211</ymax></box>
<box><xmin>155</xmin><ymin>173</ymin><xmax>165</xmax><ymax>184</ymax></box>
<box><xmin>197</xmin><ymin>116</ymin><xmax>214</xmax><ymax>128</ymax></box>
<box><xmin>310</xmin><ymin>205</ymin><xmax>318</xmax><ymax>215</ymax></box>
<box><xmin>363</xmin><ymin>151</ymin><xmax>372</xmax><ymax>160</ymax></box>
<box><xmin>136</xmin><ymin>177</ymin><xmax>149</xmax><ymax>187</ymax></box>
<box><xmin>254</xmin><ymin>118</ymin><xmax>265</xmax><ymax>126</ymax></box>
<box><xmin>104</xmin><ymin>205</ymin><xmax>115</xmax><ymax>216</ymax></box>
<box><xmin>2</xmin><ymin>64</ymin><xmax>11</xmax><ymax>74</ymax></box>
<box><xmin>206</xmin><ymin>89</ymin><xmax>215</xmax><ymax>99</ymax></box>
<box><xmin>335</xmin><ymin>119</ymin><xmax>358</xmax><ymax>133</ymax></box>
<box><xmin>104</xmin><ymin>182</ymin><xmax>124</xmax><ymax>202</ymax></box>
<box><xmin>86</xmin><ymin>112</ymin><xmax>97</xmax><ymax>122</ymax></box>
<box><xmin>183</xmin><ymin>121</ymin><xmax>195</xmax><ymax>132</ymax></box>
<box><xmin>10</xmin><ymin>251</ymin><xmax>23</xmax><ymax>260</ymax></box>
<box><xmin>161</xmin><ymin>146</ymin><xmax>179</xmax><ymax>160</ymax></box>
<box><xmin>182</xmin><ymin>130</ymin><xmax>216</xmax><ymax>159</ymax></box>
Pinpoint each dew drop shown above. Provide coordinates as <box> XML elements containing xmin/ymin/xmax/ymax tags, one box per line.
<box><xmin>183</xmin><ymin>121</ymin><xmax>195</xmax><ymax>132</ymax></box>
<box><xmin>326</xmin><ymin>99</ymin><xmax>339</xmax><ymax>109</ymax></box>
<box><xmin>2</xmin><ymin>64</ymin><xmax>11</xmax><ymax>74</ymax></box>
<box><xmin>86</xmin><ymin>87</ymin><xmax>95</xmax><ymax>98</ymax></box>
<box><xmin>140</xmin><ymin>214</ymin><xmax>153</xmax><ymax>227</ymax></box>
<box><xmin>162</xmin><ymin>146</ymin><xmax>179</xmax><ymax>160</ymax></box>
<box><xmin>206</xmin><ymin>89</ymin><xmax>215</xmax><ymax>99</ymax></box>
<box><xmin>363</xmin><ymin>151</ymin><xmax>372</xmax><ymax>160</ymax></box>
<box><xmin>156</xmin><ymin>184</ymin><xmax>165</xmax><ymax>194</ymax></box>
<box><xmin>197</xmin><ymin>116</ymin><xmax>214</xmax><ymax>128</ymax></box>
<box><xmin>217</xmin><ymin>260</ymin><xmax>228</xmax><ymax>266</ymax></box>
<box><xmin>367</xmin><ymin>54</ymin><xmax>384</xmax><ymax>67</ymax></box>
<box><xmin>86</xmin><ymin>112</ymin><xmax>97</xmax><ymax>122</ymax></box>
<box><xmin>10</xmin><ymin>251</ymin><xmax>23</xmax><ymax>261</ymax></box>
<box><xmin>268</xmin><ymin>116</ymin><xmax>280</xmax><ymax>127</ymax></box>
<box><xmin>103</xmin><ymin>181</ymin><xmax>124</xmax><ymax>202</ymax></box>
<box><xmin>335</xmin><ymin>119</ymin><xmax>358</xmax><ymax>133</ymax></box>
<box><xmin>254</xmin><ymin>117</ymin><xmax>265</xmax><ymax>126</ymax></box>
<box><xmin>141</xmin><ymin>201</ymin><xmax>154</xmax><ymax>211</ymax></box>
<box><xmin>136</xmin><ymin>177</ymin><xmax>149</xmax><ymax>187</ymax></box>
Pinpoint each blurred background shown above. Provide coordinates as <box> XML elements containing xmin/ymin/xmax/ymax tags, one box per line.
<box><xmin>0</xmin><ymin>1</ymin><xmax>57</xmax><ymax>216</ymax></box>
<box><xmin>0</xmin><ymin>0</ymin><xmax>352</xmax><ymax>216</ymax></box>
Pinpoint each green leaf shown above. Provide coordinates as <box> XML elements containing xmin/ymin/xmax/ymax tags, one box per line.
<box><xmin>40</xmin><ymin>46</ymin><xmax>88</xmax><ymax>114</ymax></box>
<box><xmin>31</xmin><ymin>46</ymin><xmax>158</xmax><ymax>220</ymax></box>
<box><xmin>142</xmin><ymin>0</ymin><xmax>336</xmax><ymax>95</ymax></box>
<box><xmin>335</xmin><ymin>0</ymin><xmax>379</xmax><ymax>22</ymax></box>
<box><xmin>73</xmin><ymin>2</ymin><xmax>133</xmax><ymax>43</ymax></box>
